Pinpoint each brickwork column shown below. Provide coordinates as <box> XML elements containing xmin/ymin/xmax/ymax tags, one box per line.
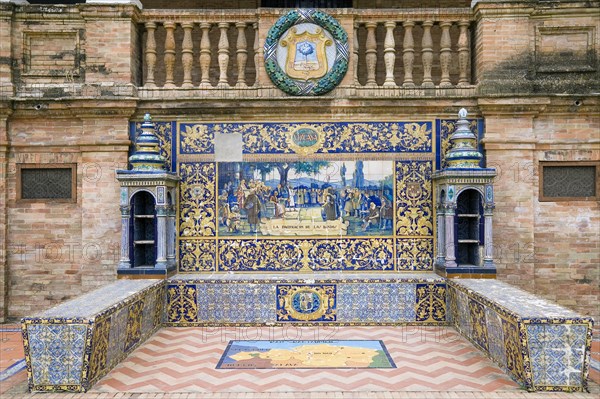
<box><xmin>0</xmin><ymin>2</ymin><xmax>16</xmax><ymax>99</ymax></box>
<box><xmin>479</xmin><ymin>101</ymin><xmax>542</xmax><ymax>292</ymax></box>
<box><xmin>0</xmin><ymin>109</ymin><xmax>9</xmax><ymax>322</ymax></box>
<box><xmin>80</xmin><ymin>115</ymin><xmax>132</xmax><ymax>292</ymax></box>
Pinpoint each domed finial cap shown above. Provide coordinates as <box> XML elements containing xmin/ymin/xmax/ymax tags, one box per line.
<box><xmin>144</xmin><ymin>113</ymin><xmax>152</xmax><ymax>122</ymax></box>
<box><xmin>458</xmin><ymin>108</ymin><xmax>468</xmax><ymax>119</ymax></box>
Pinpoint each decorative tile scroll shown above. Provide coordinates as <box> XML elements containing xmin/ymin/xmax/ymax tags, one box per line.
<box><xmin>395</xmin><ymin>238</ymin><xmax>433</xmax><ymax>271</ymax></box>
<box><xmin>124</xmin><ymin>300</ymin><xmax>144</xmax><ymax>353</ymax></box>
<box><xmin>166</xmin><ymin>284</ymin><xmax>199</xmax><ymax>323</ymax></box>
<box><xmin>415</xmin><ymin>283</ymin><xmax>447</xmax><ymax>322</ymax></box>
<box><xmin>88</xmin><ymin>317</ymin><xmax>111</xmax><ymax>382</ymax></box>
<box><xmin>178</xmin><ymin>122</ymin><xmax>432</xmax><ymax>155</ymax></box>
<box><xmin>179</xmin><ymin>240</ymin><xmax>217</xmax><ymax>272</ymax></box>
<box><xmin>179</xmin><ymin>162</ymin><xmax>216</xmax><ymax>237</ymax></box>
<box><xmin>469</xmin><ymin>298</ymin><xmax>489</xmax><ymax>352</ymax></box>
<box><xmin>395</xmin><ymin>160</ymin><xmax>433</xmax><ymax>237</ymax></box>
<box><xmin>179</xmin><ymin>123</ymin><xmax>214</xmax><ymax>154</ymax></box>
<box><xmin>216</xmin><ymin>238</ymin><xmax>394</xmax><ymax>272</ymax></box>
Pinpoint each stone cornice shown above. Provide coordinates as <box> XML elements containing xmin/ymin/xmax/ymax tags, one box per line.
<box><xmin>13</xmin><ymin>4</ymin><xmax>82</xmax><ymax>22</ymax></box>
<box><xmin>473</xmin><ymin>0</ymin><xmax>600</xmax><ymax>19</ymax></box>
<box><xmin>477</xmin><ymin>97</ymin><xmax>551</xmax><ymax>116</ymax></box>
<box><xmin>79</xmin><ymin>4</ymin><xmax>141</xmax><ymax>22</ymax></box>
<box><xmin>10</xmin><ymin>99</ymin><xmax>138</xmax><ymax>119</ymax></box>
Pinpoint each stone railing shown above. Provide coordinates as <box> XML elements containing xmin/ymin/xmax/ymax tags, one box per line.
<box><xmin>137</xmin><ymin>8</ymin><xmax>475</xmax><ymax>97</ymax></box>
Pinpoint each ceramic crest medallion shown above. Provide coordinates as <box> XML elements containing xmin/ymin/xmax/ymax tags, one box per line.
<box><xmin>264</xmin><ymin>9</ymin><xmax>349</xmax><ymax>96</ymax></box>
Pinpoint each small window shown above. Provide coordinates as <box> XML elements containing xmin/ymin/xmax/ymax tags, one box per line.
<box><xmin>17</xmin><ymin>164</ymin><xmax>76</xmax><ymax>202</ymax></box>
<box><xmin>540</xmin><ymin>162</ymin><xmax>598</xmax><ymax>201</ymax></box>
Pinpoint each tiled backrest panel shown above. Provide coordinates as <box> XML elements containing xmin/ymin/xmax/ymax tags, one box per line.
<box><xmin>165</xmin><ymin>279</ymin><xmax>448</xmax><ymax>325</ymax></box>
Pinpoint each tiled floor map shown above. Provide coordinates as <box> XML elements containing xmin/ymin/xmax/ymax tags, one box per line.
<box><xmin>217</xmin><ymin>340</ymin><xmax>396</xmax><ymax>369</ymax></box>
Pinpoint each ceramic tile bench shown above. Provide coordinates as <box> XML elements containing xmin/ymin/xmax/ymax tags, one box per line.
<box><xmin>21</xmin><ymin>279</ymin><xmax>164</xmax><ymax>392</ymax></box>
<box><xmin>448</xmin><ymin>279</ymin><xmax>593</xmax><ymax>392</ymax></box>
<box><xmin>21</xmin><ymin>275</ymin><xmax>594</xmax><ymax>393</ymax></box>
<box><xmin>165</xmin><ymin>272</ymin><xmax>448</xmax><ymax>325</ymax></box>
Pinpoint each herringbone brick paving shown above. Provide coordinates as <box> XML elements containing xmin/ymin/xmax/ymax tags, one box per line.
<box><xmin>2</xmin><ymin>325</ymin><xmax>599</xmax><ymax>399</ymax></box>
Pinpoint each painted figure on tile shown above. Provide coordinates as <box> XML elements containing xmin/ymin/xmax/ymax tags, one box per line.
<box><xmin>287</xmin><ymin>185</ymin><xmax>296</xmax><ymax>209</ymax></box>
<box><xmin>244</xmin><ymin>188</ymin><xmax>262</xmax><ymax>233</ymax></box>
<box><xmin>225</xmin><ymin>205</ymin><xmax>241</xmax><ymax>232</ymax></box>
<box><xmin>380</xmin><ymin>198</ymin><xmax>393</xmax><ymax>229</ymax></box>
<box><xmin>323</xmin><ymin>190</ymin><xmax>338</xmax><ymax>221</ymax></box>
<box><xmin>270</xmin><ymin>193</ymin><xmax>286</xmax><ymax>219</ymax></box>
<box><xmin>363</xmin><ymin>202</ymin><xmax>380</xmax><ymax>231</ymax></box>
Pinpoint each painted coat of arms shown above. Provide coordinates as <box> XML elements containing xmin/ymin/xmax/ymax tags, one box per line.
<box><xmin>282</xmin><ymin>27</ymin><xmax>332</xmax><ymax>80</ymax></box>
<box><xmin>264</xmin><ymin>9</ymin><xmax>349</xmax><ymax>95</ymax></box>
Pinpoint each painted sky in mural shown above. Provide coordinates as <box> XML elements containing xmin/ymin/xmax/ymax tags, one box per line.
<box><xmin>218</xmin><ymin>161</ymin><xmax>393</xmax><ymax>237</ymax></box>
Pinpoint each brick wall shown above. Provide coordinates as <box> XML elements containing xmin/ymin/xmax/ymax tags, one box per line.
<box><xmin>0</xmin><ymin>1</ymin><xmax>598</xmax><ymax>323</ymax></box>
<box><xmin>5</xmin><ymin>114</ymin><xmax>130</xmax><ymax>317</ymax></box>
<box><xmin>482</xmin><ymin>109</ymin><xmax>600</xmax><ymax>322</ymax></box>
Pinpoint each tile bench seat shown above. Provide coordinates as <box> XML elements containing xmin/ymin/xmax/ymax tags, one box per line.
<box><xmin>448</xmin><ymin>279</ymin><xmax>593</xmax><ymax>392</ymax></box>
<box><xmin>20</xmin><ymin>274</ymin><xmax>594</xmax><ymax>393</ymax></box>
<box><xmin>21</xmin><ymin>280</ymin><xmax>164</xmax><ymax>392</ymax></box>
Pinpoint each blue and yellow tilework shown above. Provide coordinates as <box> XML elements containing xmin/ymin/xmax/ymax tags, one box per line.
<box><xmin>152</xmin><ymin>119</ymin><xmax>461</xmax><ymax>273</ymax></box>
<box><xmin>447</xmin><ymin>279</ymin><xmax>593</xmax><ymax>392</ymax></box>
<box><xmin>22</xmin><ymin>280</ymin><xmax>164</xmax><ymax>392</ymax></box>
<box><xmin>164</xmin><ymin>276</ymin><xmax>447</xmax><ymax>326</ymax></box>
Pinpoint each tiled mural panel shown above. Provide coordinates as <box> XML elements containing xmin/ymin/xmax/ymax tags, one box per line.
<box><xmin>126</xmin><ymin>118</ymin><xmax>484</xmax><ymax>274</ymax></box>
<box><xmin>164</xmin><ymin>277</ymin><xmax>447</xmax><ymax>326</ymax></box>
<box><xmin>447</xmin><ymin>280</ymin><xmax>593</xmax><ymax>392</ymax></box>
<box><xmin>22</xmin><ymin>280</ymin><xmax>163</xmax><ymax>392</ymax></box>
<box><xmin>171</xmin><ymin>120</ymin><xmax>440</xmax><ymax>273</ymax></box>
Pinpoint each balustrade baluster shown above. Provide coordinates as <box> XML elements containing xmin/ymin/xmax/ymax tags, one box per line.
<box><xmin>236</xmin><ymin>22</ymin><xmax>248</xmax><ymax>87</ymax></box>
<box><xmin>253</xmin><ymin>22</ymin><xmax>260</xmax><ymax>87</ymax></box>
<box><xmin>383</xmin><ymin>21</ymin><xmax>396</xmax><ymax>87</ymax></box>
<box><xmin>144</xmin><ymin>22</ymin><xmax>157</xmax><ymax>88</ymax></box>
<box><xmin>163</xmin><ymin>21</ymin><xmax>176</xmax><ymax>88</ymax></box>
<box><xmin>199</xmin><ymin>22</ymin><xmax>212</xmax><ymax>88</ymax></box>
<box><xmin>353</xmin><ymin>22</ymin><xmax>359</xmax><ymax>85</ymax></box>
<box><xmin>439</xmin><ymin>21</ymin><xmax>452</xmax><ymax>88</ymax></box>
<box><xmin>217</xmin><ymin>22</ymin><xmax>231</xmax><ymax>88</ymax></box>
<box><xmin>365</xmin><ymin>22</ymin><xmax>377</xmax><ymax>87</ymax></box>
<box><xmin>402</xmin><ymin>21</ymin><xmax>415</xmax><ymax>88</ymax></box>
<box><xmin>182</xmin><ymin>22</ymin><xmax>194</xmax><ymax>88</ymax></box>
<box><xmin>458</xmin><ymin>20</ymin><xmax>470</xmax><ymax>86</ymax></box>
<box><xmin>421</xmin><ymin>21</ymin><xmax>434</xmax><ymax>88</ymax></box>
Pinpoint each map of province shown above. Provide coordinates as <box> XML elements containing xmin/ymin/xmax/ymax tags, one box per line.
<box><xmin>216</xmin><ymin>340</ymin><xmax>396</xmax><ymax>369</ymax></box>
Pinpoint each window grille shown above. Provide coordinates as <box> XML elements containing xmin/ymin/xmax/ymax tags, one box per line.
<box><xmin>540</xmin><ymin>162</ymin><xmax>598</xmax><ymax>201</ymax></box>
<box><xmin>18</xmin><ymin>164</ymin><xmax>76</xmax><ymax>201</ymax></box>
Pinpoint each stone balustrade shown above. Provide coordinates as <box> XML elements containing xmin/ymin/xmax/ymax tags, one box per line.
<box><xmin>137</xmin><ymin>8</ymin><xmax>474</xmax><ymax>94</ymax></box>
